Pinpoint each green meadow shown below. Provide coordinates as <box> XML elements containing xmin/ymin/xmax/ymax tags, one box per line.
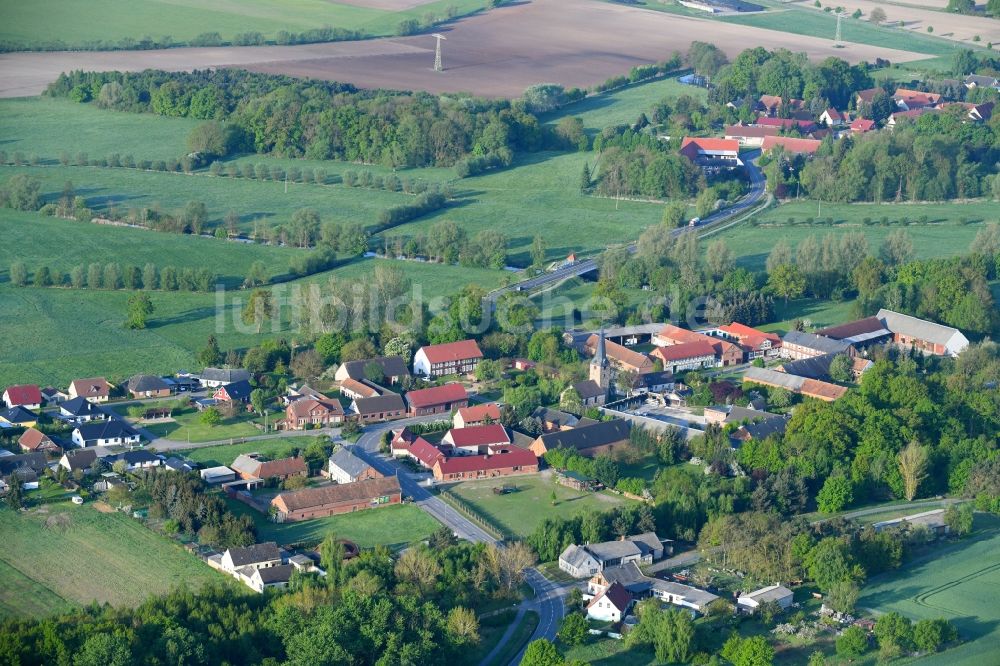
<box><xmin>0</xmin><ymin>0</ymin><xmax>487</xmax><ymax>49</ymax></box>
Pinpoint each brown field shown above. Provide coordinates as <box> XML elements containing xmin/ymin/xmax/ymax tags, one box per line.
<box><xmin>794</xmin><ymin>0</ymin><xmax>1000</xmax><ymax>43</ymax></box>
<box><xmin>0</xmin><ymin>0</ymin><xmax>928</xmax><ymax>99</ymax></box>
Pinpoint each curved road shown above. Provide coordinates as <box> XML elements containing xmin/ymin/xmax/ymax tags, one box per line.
<box><xmin>487</xmin><ymin>153</ymin><xmax>767</xmax><ymax>303</ymax></box>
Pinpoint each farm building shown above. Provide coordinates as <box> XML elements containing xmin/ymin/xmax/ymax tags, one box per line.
<box><xmin>441</xmin><ymin>423</ymin><xmax>511</xmax><ymax>454</ymax></box>
<box><xmin>271</xmin><ymin>476</ymin><xmax>401</xmax><ymax>522</ymax></box>
<box><xmin>405</xmin><ymin>383</ymin><xmax>469</xmax><ymax>416</ymax></box>
<box><xmin>706</xmin><ymin>323</ymin><xmax>781</xmax><ymax>360</ymax></box>
<box><xmin>760</xmin><ymin>136</ymin><xmax>822</xmax><ymax>155</ymax></box>
<box><xmin>679</xmin><ymin>137</ymin><xmax>742</xmax><ymax>167</ymax></box>
<box><xmin>876</xmin><ymin>309</ymin><xmax>969</xmax><ymax>357</ymax></box>
<box><xmin>230</xmin><ymin>454</ymin><xmax>307</xmax><ymax>482</ymax></box>
<box><xmin>453</xmin><ymin>403</ymin><xmax>501</xmax><ymax>428</ymax></box>
<box><xmin>780</xmin><ymin>331</ymin><xmax>854</xmax><ymax>360</ymax></box>
<box><xmin>649</xmin><ymin>340</ymin><xmax>716</xmax><ymax>374</ymax></box>
<box><xmin>559</xmin><ymin>532</ymin><xmax>668</xmax><ymax>577</ymax></box>
<box><xmin>530</xmin><ymin>419</ymin><xmax>630</xmax><ymax>458</ymax></box>
<box><xmin>413</xmin><ymin>340</ymin><xmax>483</xmax><ymax>378</ymax></box>
<box><xmin>583</xmin><ymin>334</ymin><xmax>655</xmax><ymax>375</ymax></box>
<box><xmin>815</xmin><ymin>316</ymin><xmax>893</xmax><ymax>348</ymax></box>
<box><xmin>350</xmin><ymin>393</ymin><xmax>406</xmax><ymax>423</ymax></box>
<box><xmin>431</xmin><ymin>447</ymin><xmax>538</xmax><ymax>482</ymax></box>
<box><xmin>200</xmin><ymin>466</ymin><xmax>236</xmax><ymax>484</ymax></box>
<box><xmin>532</xmin><ymin>406</ymin><xmax>580</xmax><ymax>432</ymax></box>
<box><xmin>589</xmin><ymin>562</ymin><xmax>719</xmax><ymax>613</ymax></box>
<box><xmin>282</xmin><ymin>395</ymin><xmax>344</xmax><ymax>430</ymax></box>
<box><xmin>737</xmin><ymin>584</ymin><xmax>794</xmax><ymax>614</ymax></box>
<box><xmin>743</xmin><ymin>367</ymin><xmax>848</xmax><ymax>401</ymax></box>
<box><xmin>338</xmin><ymin>378</ymin><xmax>381</xmax><ymax>401</ymax></box>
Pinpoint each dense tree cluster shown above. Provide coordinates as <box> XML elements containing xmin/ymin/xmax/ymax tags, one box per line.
<box><xmin>140</xmin><ymin>472</ymin><xmax>256</xmax><ymax>548</ymax></box>
<box><xmin>47</xmin><ymin>70</ymin><xmax>547</xmax><ymax>167</ymax></box>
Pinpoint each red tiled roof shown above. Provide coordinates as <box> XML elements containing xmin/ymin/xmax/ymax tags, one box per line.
<box><xmin>856</xmin><ymin>88</ymin><xmax>882</xmax><ymax>104</ymax></box>
<box><xmin>588</xmin><ymin>581</ymin><xmax>632</xmax><ymax>612</ymax></box>
<box><xmin>433</xmin><ymin>447</ymin><xmax>537</xmax><ymax>475</ymax></box>
<box><xmin>824</xmin><ymin>108</ymin><xmax>846</xmax><ymax>121</ymax></box>
<box><xmin>761</xmin><ymin>136</ymin><xmax>822</xmax><ymax>155</ymax></box>
<box><xmin>18</xmin><ymin>428</ymin><xmax>57</xmax><ymax>451</ymax></box>
<box><xmin>651</xmin><ymin>340</ymin><xmax>716</xmax><ymax>363</ymax></box>
<box><xmin>753</xmin><ymin>117</ymin><xmax>817</xmax><ymax>131</ymax></box>
<box><xmin>456</xmin><ymin>403</ymin><xmax>501</xmax><ymax>423</ymax></box>
<box><xmin>418</xmin><ymin>340</ymin><xmax>484</xmax><ymax>365</ymax></box>
<box><xmin>656</xmin><ymin>324</ymin><xmax>711</xmax><ymax>344</ymax></box>
<box><xmin>340</xmin><ymin>378</ymin><xmax>379</xmax><ymax>398</ymax></box>
<box><xmin>850</xmin><ymin>118</ymin><xmax>875</xmax><ymax>132</ymax></box>
<box><xmin>257</xmin><ymin>457</ymin><xmax>308</xmax><ymax>479</ymax></box>
<box><xmin>719</xmin><ymin>323</ymin><xmax>781</xmax><ymax>350</ymax></box>
<box><xmin>446</xmin><ymin>424</ymin><xmax>510</xmax><ymax>448</ymax></box>
<box><xmin>3</xmin><ymin>384</ymin><xmax>41</xmax><ymax>406</ymax></box>
<box><xmin>273</xmin><ymin>476</ymin><xmax>401</xmax><ymax>512</ymax></box>
<box><xmin>70</xmin><ymin>378</ymin><xmax>110</xmax><ymax>398</ymax></box>
<box><xmin>584</xmin><ymin>334</ymin><xmax>652</xmax><ymax>371</ymax></box>
<box><xmin>406</xmin><ymin>383</ymin><xmax>468</xmax><ymax>409</ymax></box>
<box><xmin>680</xmin><ymin>137</ymin><xmax>739</xmax><ymax>153</ymax></box>
<box><xmin>408</xmin><ymin>437</ymin><xmax>447</xmax><ymax>467</ymax></box>
<box><xmin>288</xmin><ymin>398</ymin><xmax>344</xmax><ymax>418</ymax></box>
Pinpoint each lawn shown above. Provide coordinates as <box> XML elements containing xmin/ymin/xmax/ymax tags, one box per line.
<box><xmin>0</xmin><ymin>209</ymin><xmax>301</xmax><ymax>287</ymax></box>
<box><xmin>179</xmin><ymin>436</ymin><xmax>324</xmax><ymax>467</ymax></box>
<box><xmin>226</xmin><ymin>501</ymin><xmax>441</xmax><ymax>550</ymax></box>
<box><xmin>138</xmin><ymin>407</ymin><xmax>264</xmax><ymax>443</ymax></box>
<box><xmin>484</xmin><ymin>610</ymin><xmax>540</xmax><ymax>666</ymax></box>
<box><xmin>718</xmin><ymin>200</ymin><xmax>994</xmax><ymax>273</ymax></box>
<box><xmin>445</xmin><ymin>475</ymin><xmax>631</xmax><ymax>541</ymax></box>
<box><xmin>564</xmin><ymin>637</ymin><xmax>655</xmax><ymax>666</ymax></box>
<box><xmin>0</xmin><ymin>0</ymin><xmax>488</xmax><ymax>49</ymax></box>
<box><xmin>0</xmin><ymin>254</ymin><xmax>503</xmax><ymax>388</ymax></box>
<box><xmin>0</xmin><ymin>503</ymin><xmax>225</xmax><ymax>618</ymax></box>
<box><xmin>718</xmin><ymin>5</ymin><xmax>959</xmax><ymax>57</ymax></box>
<box><xmin>857</xmin><ymin>514</ymin><xmax>1000</xmax><ymax>666</ymax></box>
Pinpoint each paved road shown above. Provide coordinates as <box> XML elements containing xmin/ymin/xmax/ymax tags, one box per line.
<box><xmin>486</xmin><ymin>153</ymin><xmax>766</xmax><ymax>304</ymax></box>
<box><xmin>810</xmin><ymin>497</ymin><xmax>964</xmax><ymax>525</ymax></box>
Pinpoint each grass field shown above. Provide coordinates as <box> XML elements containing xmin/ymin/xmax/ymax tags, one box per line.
<box><xmin>0</xmin><ymin>504</ymin><xmax>224</xmax><ymax>618</ymax></box>
<box><xmin>0</xmin><ymin>209</ymin><xmax>301</xmax><ymax>287</ymax></box>
<box><xmin>137</xmin><ymin>407</ymin><xmax>265</xmax><ymax>443</ymax></box>
<box><xmin>179</xmin><ymin>437</ymin><xmax>323</xmax><ymax>467</ymax></box>
<box><xmin>0</xmin><ymin>0</ymin><xmax>487</xmax><ymax>49</ymax></box>
<box><xmin>445</xmin><ymin>475</ymin><xmax>630</xmax><ymax>541</ymax></box>
<box><xmin>226</xmin><ymin>500</ymin><xmax>440</xmax><ymax>549</ymax></box>
<box><xmin>858</xmin><ymin>514</ymin><xmax>1000</xmax><ymax>666</ymax></box>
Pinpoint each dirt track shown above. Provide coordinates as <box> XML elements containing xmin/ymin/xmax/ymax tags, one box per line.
<box><xmin>0</xmin><ymin>0</ymin><xmax>932</xmax><ymax>99</ymax></box>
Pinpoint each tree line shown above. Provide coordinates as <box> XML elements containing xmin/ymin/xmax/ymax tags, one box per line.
<box><xmin>8</xmin><ymin>260</ymin><xmax>217</xmax><ymax>293</ymax></box>
<box><xmin>46</xmin><ymin>69</ymin><xmax>550</xmax><ymax>168</ymax></box>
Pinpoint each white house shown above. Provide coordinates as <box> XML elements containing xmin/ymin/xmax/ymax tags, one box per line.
<box><xmin>559</xmin><ymin>533</ymin><xmax>668</xmax><ymax>578</ymax></box>
<box><xmin>219</xmin><ymin>542</ymin><xmax>283</xmax><ymax>574</ymax></box>
<box><xmin>586</xmin><ymin>582</ymin><xmax>633</xmax><ymax>622</ymax></box>
<box><xmin>247</xmin><ymin>564</ymin><xmax>294</xmax><ymax>593</ymax></box>
<box><xmin>72</xmin><ymin>421</ymin><xmax>141</xmax><ymax>448</ymax></box>
<box><xmin>737</xmin><ymin>584</ymin><xmax>794</xmax><ymax>614</ymax></box>
<box><xmin>559</xmin><ymin>544</ymin><xmax>602</xmax><ymax>578</ymax></box>
<box><xmin>59</xmin><ymin>397</ymin><xmax>109</xmax><ymax>424</ymax></box>
<box><xmin>412</xmin><ymin>340</ymin><xmax>483</xmax><ymax>378</ymax></box>
<box><xmin>327</xmin><ymin>447</ymin><xmax>377</xmax><ymax>484</ymax></box>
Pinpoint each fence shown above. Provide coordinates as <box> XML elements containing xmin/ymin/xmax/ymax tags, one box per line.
<box><xmin>436</xmin><ymin>488</ymin><xmax>509</xmax><ymax>541</ymax></box>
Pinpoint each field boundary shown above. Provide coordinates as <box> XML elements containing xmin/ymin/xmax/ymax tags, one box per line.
<box><xmin>437</xmin><ymin>488</ymin><xmax>509</xmax><ymax>541</ymax></box>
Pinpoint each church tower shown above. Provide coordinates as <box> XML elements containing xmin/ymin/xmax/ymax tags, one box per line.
<box><xmin>590</xmin><ymin>329</ymin><xmax>610</xmax><ymax>389</ymax></box>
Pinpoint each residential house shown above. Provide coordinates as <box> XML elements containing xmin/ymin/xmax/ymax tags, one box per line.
<box><xmin>530</xmin><ymin>419</ymin><xmax>630</xmax><ymax>458</ymax></box>
<box><xmin>567</xmin><ymin>380</ymin><xmax>606</xmax><ymax>407</ymax></box>
<box><xmin>816</xmin><ymin>316</ymin><xmax>893</xmax><ymax>348</ymax></box>
<box><xmin>442</xmin><ymin>423</ymin><xmax>511</xmax><ymax>454</ymax></box>
<box><xmin>737</xmin><ymin>584</ymin><xmax>794</xmax><ymax>614</ymax></box>
<box><xmin>284</xmin><ymin>383</ymin><xmax>330</xmax><ymax>405</ymax></box>
<box><xmin>2</xmin><ymin>385</ymin><xmax>42</xmax><ymax>410</ymax></box>
<box><xmin>876</xmin><ymin>308</ymin><xmax>969</xmax><ymax>356</ymax></box>
<box><xmin>743</xmin><ymin>367</ymin><xmax>848</xmax><ymax>401</ymax></box>
<box><xmin>653</xmin><ymin>324</ymin><xmax>742</xmax><ymax>367</ymax></box>
<box><xmin>753</xmin><ymin>117</ymin><xmax>818</xmax><ymax>133</ymax></box>
<box><xmin>649</xmin><ymin>340</ymin><xmax>716</xmax><ymax>374</ymax></box>
<box><xmin>819</xmin><ymin>108</ymin><xmax>847</xmax><ymax>126</ymax></box>
<box><xmin>431</xmin><ymin>447</ymin><xmax>539</xmax><ymax>481</ymax></box>
<box><xmin>283</xmin><ymin>395</ymin><xmax>344</xmax><ymax>430</ymax></box>
<box><xmin>214</xmin><ymin>379</ymin><xmax>253</xmax><ymax>404</ymax></box>
<box><xmin>893</xmin><ymin>88</ymin><xmax>942</xmax><ymax>111</ymax></box>
<box><xmin>855</xmin><ymin>87</ymin><xmax>883</xmax><ymax>107</ymax></box>
<box><xmin>531</xmin><ymin>406</ymin><xmax>579</xmax><ymax>432</ymax></box>
<box><xmin>887</xmin><ymin>108</ymin><xmax>933</xmax><ymax>127</ymax></box>
<box><xmin>271</xmin><ymin>475</ymin><xmax>401</xmax><ymax>522</ymax></box>
<box><xmin>780</xmin><ymin>331</ymin><xmax>854</xmax><ymax>360</ymax></box>
<box><xmin>0</xmin><ymin>452</ymin><xmax>48</xmax><ymax>490</ymax></box>
<box><xmin>68</xmin><ymin>377</ymin><xmax>111</xmax><ymax>403</ymax></box>
<box><xmin>328</xmin><ymin>447</ymin><xmax>381</xmax><ymax>484</ymax></box>
<box><xmin>127</xmin><ymin>375</ymin><xmax>171</xmax><ymax>398</ymax></box>
<box><xmin>0</xmin><ymin>406</ymin><xmax>39</xmax><ymax>428</ymax></box>
<box><xmin>338</xmin><ymin>378</ymin><xmax>381</xmax><ymax>401</ymax></box>
<box><xmin>18</xmin><ymin>428</ymin><xmax>60</xmax><ymax>454</ymax></box>
<box><xmin>760</xmin><ymin>136</ymin><xmax>822</xmax><ymax>155</ymax></box>
<box><xmin>589</xmin><ymin>562</ymin><xmax>719</xmax><ymax>613</ymax></box>
<box><xmin>964</xmin><ymin>74</ymin><xmax>1000</xmax><ymax>90</ymax></box>
<box><xmin>334</xmin><ymin>356</ymin><xmax>409</xmax><ymax>385</ymax></box>
<box><xmin>755</xmin><ymin>95</ymin><xmax>801</xmax><ymax>116</ymax></box>
<box><xmin>453</xmin><ymin>403</ymin><xmax>501</xmax><ymax>428</ymax></box>
<box><xmin>107</xmin><ymin>450</ymin><xmax>161</xmax><ymax>471</ymax></box>
<box><xmin>72</xmin><ymin>420</ymin><xmax>141</xmax><ymax>447</ymax></box>
<box><xmin>59</xmin><ymin>397</ymin><xmax>109</xmax><ymax>423</ymax></box>
<box><xmin>730</xmin><ymin>414</ymin><xmax>789</xmax><ymax>444</ymax></box>
<box><xmin>247</xmin><ymin>565</ymin><xmax>294</xmax><ymax>593</ymax></box>
<box><xmin>351</xmin><ymin>393</ymin><xmax>406</xmax><ymax>423</ymax></box>
<box><xmin>413</xmin><ymin>340</ymin><xmax>483</xmax><ymax>378</ymax></box>
<box><xmin>406</xmin><ymin>383</ymin><xmax>469</xmax><ymax>416</ymax></box>
<box><xmin>680</xmin><ymin>137</ymin><xmax>742</xmax><ymax>167</ymax></box>
<box><xmin>708</xmin><ymin>323</ymin><xmax>781</xmax><ymax>360</ymax></box>
<box><xmin>724</xmin><ymin>124</ymin><xmax>780</xmax><ymax>147</ymax></box>
<box><xmin>230</xmin><ymin>454</ymin><xmax>307</xmax><ymax>482</ymax></box>
<box><xmin>60</xmin><ymin>448</ymin><xmax>98</xmax><ymax>474</ymax></box>
<box><xmin>583</xmin><ymin>334</ymin><xmax>655</xmax><ymax>375</ymax></box>
<box><xmin>558</xmin><ymin>532</ymin><xmax>668</xmax><ymax>577</ymax></box>
<box><xmin>199</xmin><ymin>368</ymin><xmax>251</xmax><ymax>388</ymax></box>
<box><xmin>946</xmin><ymin>101</ymin><xmax>995</xmax><ymax>122</ymax></box>
<box><xmin>391</xmin><ymin>432</ymin><xmax>446</xmax><ymax>469</ymax></box>
<box><xmin>219</xmin><ymin>542</ymin><xmax>283</xmax><ymax>574</ymax></box>
<box><xmin>849</xmin><ymin>118</ymin><xmax>876</xmax><ymax>134</ymax></box>
<box><xmin>163</xmin><ymin>457</ymin><xmax>197</xmax><ymax>473</ymax></box>
<box><xmin>587</xmin><ymin>582</ymin><xmax>633</xmax><ymax>622</ymax></box>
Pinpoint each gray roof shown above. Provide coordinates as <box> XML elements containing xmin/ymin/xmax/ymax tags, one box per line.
<box><xmin>1</xmin><ymin>406</ymin><xmax>38</xmax><ymax>424</ymax></box>
<box><xmin>628</xmin><ymin>532</ymin><xmax>664</xmax><ymax>556</ymax></box>
<box><xmin>164</xmin><ymin>457</ymin><xmax>196</xmax><ymax>472</ymax></box>
<box><xmin>352</xmin><ymin>393</ymin><xmax>405</xmax><ymax>415</ymax></box>
<box><xmin>63</xmin><ymin>448</ymin><xmax>98</xmax><ymax>471</ymax></box>
<box><xmin>602</xmin><ymin>562</ymin><xmax>720</xmax><ymax>609</ymax></box>
<box><xmin>559</xmin><ymin>544</ymin><xmax>599</xmax><ymax>570</ymax></box>
<box><xmin>60</xmin><ymin>397</ymin><xmax>105</xmax><ymax>417</ymax></box>
<box><xmin>75</xmin><ymin>420</ymin><xmax>138</xmax><ymax>441</ymax></box>
<box><xmin>652</xmin><ymin>578</ymin><xmax>720</xmax><ymax>609</ymax></box>
<box><xmin>201</xmin><ymin>368</ymin><xmax>251</xmax><ymax>383</ymax></box>
<box><xmin>256</xmin><ymin>564</ymin><xmax>295</xmax><ymax>584</ymax></box>
<box><xmin>742</xmin><ymin>584</ymin><xmax>793</xmax><ymax>603</ymax></box>
<box><xmin>219</xmin><ymin>379</ymin><xmax>253</xmax><ymax>401</ymax></box>
<box><xmin>535</xmin><ymin>419</ymin><xmax>630</xmax><ymax>453</ymax></box>
<box><xmin>339</xmin><ymin>356</ymin><xmax>409</xmax><ymax>381</ymax></box>
<box><xmin>231</xmin><ymin>454</ymin><xmax>261</xmax><ymax>476</ymax></box>
<box><xmin>782</xmin><ymin>331</ymin><xmax>852</xmax><ymax>355</ymax></box>
<box><xmin>586</xmin><ymin>539</ymin><xmax>643</xmax><ymax>562</ymax></box>
<box><xmin>738</xmin><ymin>416</ymin><xmax>789</xmax><ymax>441</ymax></box>
<box><xmin>226</xmin><ymin>542</ymin><xmax>281</xmax><ymax>567</ymax></box>
<box><xmin>571</xmin><ymin>380</ymin><xmax>606</xmax><ymax>401</ymax></box>
<box><xmin>328</xmin><ymin>447</ymin><xmax>371</xmax><ymax>478</ymax></box>
<box><xmin>127</xmin><ymin>374</ymin><xmax>171</xmax><ymax>392</ymax></box>
<box><xmin>877</xmin><ymin>309</ymin><xmax>966</xmax><ymax>348</ymax></box>
<box><xmin>707</xmin><ymin>404</ymin><xmax>781</xmax><ymax>424</ymax></box>
<box><xmin>109</xmin><ymin>450</ymin><xmax>159</xmax><ymax>465</ymax></box>
<box><xmin>0</xmin><ymin>452</ymin><xmax>47</xmax><ymax>476</ymax></box>
<box><xmin>778</xmin><ymin>354</ymin><xmax>838</xmax><ymax>381</ymax></box>
<box><xmin>531</xmin><ymin>407</ymin><xmax>578</xmax><ymax>428</ymax></box>
<box><xmin>744</xmin><ymin>367</ymin><xmax>805</xmax><ymax>391</ymax></box>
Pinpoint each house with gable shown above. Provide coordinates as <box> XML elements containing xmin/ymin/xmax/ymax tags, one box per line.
<box><xmin>68</xmin><ymin>377</ymin><xmax>111</xmax><ymax>403</ymax></box>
